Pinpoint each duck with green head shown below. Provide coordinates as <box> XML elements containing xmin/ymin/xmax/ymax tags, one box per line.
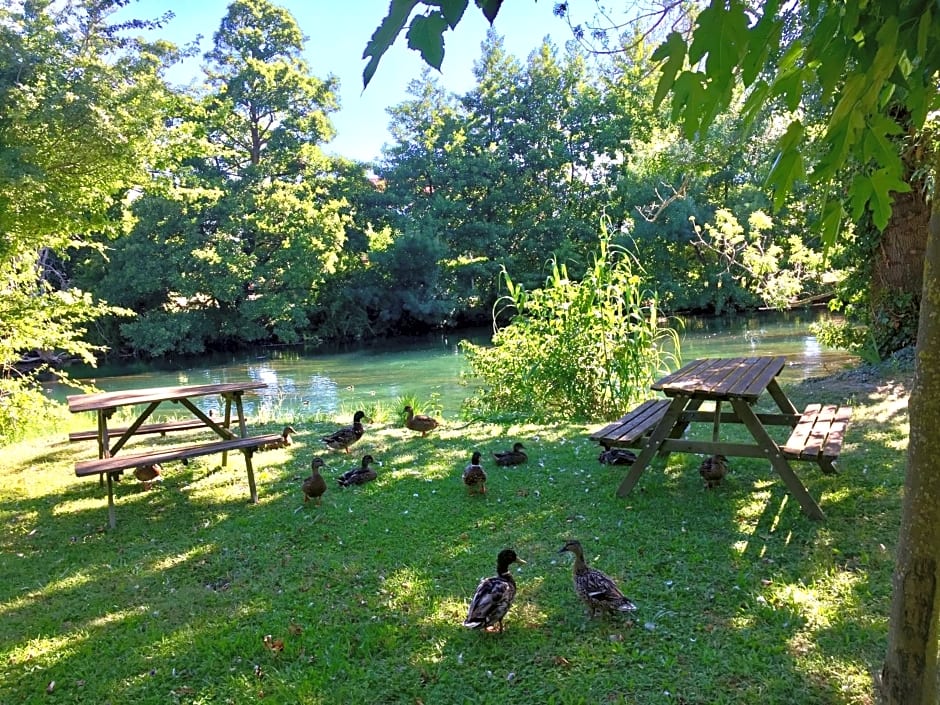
<box><xmin>462</xmin><ymin>548</ymin><xmax>526</xmax><ymax>633</ymax></box>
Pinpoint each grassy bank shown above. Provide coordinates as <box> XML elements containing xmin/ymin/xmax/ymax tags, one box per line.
<box><xmin>0</xmin><ymin>369</ymin><xmax>911</xmax><ymax>704</ymax></box>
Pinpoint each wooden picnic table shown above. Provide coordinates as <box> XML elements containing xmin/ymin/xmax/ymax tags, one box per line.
<box><xmin>68</xmin><ymin>381</ymin><xmax>279</xmax><ymax>528</ymax></box>
<box><xmin>591</xmin><ymin>356</ymin><xmax>852</xmax><ymax>520</ymax></box>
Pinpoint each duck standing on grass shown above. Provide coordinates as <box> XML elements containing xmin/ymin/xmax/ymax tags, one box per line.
<box><xmin>133</xmin><ymin>463</ymin><xmax>163</xmax><ymax>490</ymax></box>
<box><xmin>462</xmin><ymin>451</ymin><xmax>487</xmax><ymax>495</ymax></box>
<box><xmin>403</xmin><ymin>405</ymin><xmax>440</xmax><ymax>437</ymax></box>
<box><xmin>462</xmin><ymin>548</ymin><xmax>526</xmax><ymax>633</ymax></box>
<box><xmin>337</xmin><ymin>454</ymin><xmax>377</xmax><ymax>487</ymax></box>
<box><xmin>302</xmin><ymin>457</ymin><xmax>327</xmax><ymax>505</ymax></box>
<box><xmin>321</xmin><ymin>410</ymin><xmax>366</xmax><ymax>454</ymax></box>
<box><xmin>558</xmin><ymin>539</ymin><xmax>637</xmax><ymax>617</ymax></box>
<box><xmin>699</xmin><ymin>454</ymin><xmax>729</xmax><ymax>488</ymax></box>
<box><xmin>493</xmin><ymin>442</ymin><xmax>527</xmax><ymax>466</ymax></box>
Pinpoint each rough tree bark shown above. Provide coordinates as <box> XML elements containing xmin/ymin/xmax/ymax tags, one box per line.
<box><xmin>881</xmin><ymin>161</ymin><xmax>940</xmax><ymax>703</ymax></box>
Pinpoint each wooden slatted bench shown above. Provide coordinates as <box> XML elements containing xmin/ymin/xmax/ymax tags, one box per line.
<box><xmin>782</xmin><ymin>404</ymin><xmax>852</xmax><ymax>475</ymax></box>
<box><xmin>76</xmin><ymin>433</ymin><xmax>282</xmax><ymax>528</ymax></box>
<box><xmin>590</xmin><ymin>399</ymin><xmax>672</xmax><ymax>447</ymax></box>
<box><xmin>69</xmin><ymin>418</ymin><xmax>209</xmax><ymax>443</ymax></box>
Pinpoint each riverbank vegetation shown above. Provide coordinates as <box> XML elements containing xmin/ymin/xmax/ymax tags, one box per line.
<box><xmin>0</xmin><ymin>360</ymin><xmax>912</xmax><ymax>703</ymax></box>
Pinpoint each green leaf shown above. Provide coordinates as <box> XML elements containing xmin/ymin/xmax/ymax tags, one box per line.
<box><xmin>363</xmin><ymin>0</ymin><xmax>420</xmax><ymax>88</ymax></box>
<box><xmin>670</xmin><ymin>71</ymin><xmax>706</xmax><ymax>139</ymax></box>
<box><xmin>774</xmin><ymin>67</ymin><xmax>805</xmax><ymax>112</ymax></box>
<box><xmin>869</xmin><ymin>167</ymin><xmax>912</xmax><ymax>230</ymax></box>
<box><xmin>688</xmin><ymin>4</ymin><xmax>718</xmax><ymax>65</ymax></box>
<box><xmin>849</xmin><ymin>173</ymin><xmax>873</xmax><ymax>221</ymax></box>
<box><xmin>917</xmin><ymin>7</ymin><xmax>932</xmax><ymax>57</ymax></box>
<box><xmin>652</xmin><ymin>32</ymin><xmax>688</xmax><ymax>107</ymax></box>
<box><xmin>440</xmin><ymin>0</ymin><xmax>469</xmax><ymax>29</ymax></box>
<box><xmin>406</xmin><ymin>12</ymin><xmax>449</xmax><ymax>70</ymax></box>
<box><xmin>827</xmin><ymin>73</ymin><xmax>866</xmax><ymax>134</ymax></box>
<box><xmin>765</xmin><ymin>122</ymin><xmax>806</xmax><ymax>209</ymax></box>
<box><xmin>740</xmin><ymin>80</ymin><xmax>770</xmax><ymax>127</ymax></box>
<box><xmin>819</xmin><ymin>197</ymin><xmax>843</xmax><ymax>251</ymax></box>
<box><xmin>475</xmin><ymin>0</ymin><xmax>503</xmax><ymax>24</ymax></box>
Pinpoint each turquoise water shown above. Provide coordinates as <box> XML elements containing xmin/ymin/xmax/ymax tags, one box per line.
<box><xmin>47</xmin><ymin>309</ymin><xmax>857</xmax><ymax>421</ymax></box>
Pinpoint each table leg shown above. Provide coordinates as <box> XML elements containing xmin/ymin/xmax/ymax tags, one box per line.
<box><xmin>728</xmin><ymin>398</ymin><xmax>825</xmax><ymax>520</ymax></box>
<box><xmin>616</xmin><ymin>396</ymin><xmax>690</xmax><ymax>498</ymax></box>
<box><xmin>766</xmin><ymin>379</ymin><xmax>799</xmax><ymax>416</ymax></box>
<box><xmin>243</xmin><ymin>448</ymin><xmax>259</xmax><ymax>504</ymax></box>
<box><xmin>106</xmin><ymin>472</ymin><xmax>117</xmax><ymax>529</ymax></box>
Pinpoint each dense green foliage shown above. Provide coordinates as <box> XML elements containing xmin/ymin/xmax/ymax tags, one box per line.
<box><xmin>0</xmin><ymin>0</ymin><xmax>176</xmax><ymax>438</ymax></box>
<box><xmin>462</xmin><ymin>229</ymin><xmax>679</xmax><ymax>421</ymax></box>
<box><xmin>6</xmin><ymin>2</ymin><xmax>843</xmax><ymax>372</ymax></box>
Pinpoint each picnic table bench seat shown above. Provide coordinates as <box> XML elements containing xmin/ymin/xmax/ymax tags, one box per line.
<box><xmin>781</xmin><ymin>403</ymin><xmax>852</xmax><ymax>474</ymax></box>
<box><xmin>589</xmin><ymin>399</ymin><xmax>671</xmax><ymax>447</ymax></box>
<box><xmin>74</xmin><ymin>433</ymin><xmax>283</xmax><ymax>478</ymax></box>
<box><xmin>69</xmin><ymin>418</ymin><xmax>209</xmax><ymax>443</ymax></box>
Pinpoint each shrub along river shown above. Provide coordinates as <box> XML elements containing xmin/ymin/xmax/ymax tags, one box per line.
<box><xmin>46</xmin><ymin>308</ymin><xmax>857</xmax><ymax>421</ymax></box>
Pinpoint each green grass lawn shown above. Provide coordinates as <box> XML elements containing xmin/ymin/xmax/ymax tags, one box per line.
<box><xmin>0</xmin><ymin>373</ymin><xmax>910</xmax><ymax>704</ymax></box>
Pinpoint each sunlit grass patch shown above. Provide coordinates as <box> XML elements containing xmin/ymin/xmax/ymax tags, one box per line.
<box><xmin>0</xmin><ymin>392</ymin><xmax>909</xmax><ymax>704</ymax></box>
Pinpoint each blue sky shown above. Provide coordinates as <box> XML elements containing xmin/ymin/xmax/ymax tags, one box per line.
<box><xmin>118</xmin><ymin>1</ymin><xmax>573</xmax><ymax>163</ymax></box>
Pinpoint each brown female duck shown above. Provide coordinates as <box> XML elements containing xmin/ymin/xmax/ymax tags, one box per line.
<box><xmin>403</xmin><ymin>405</ymin><xmax>440</xmax><ymax>437</ymax></box>
<box><xmin>558</xmin><ymin>539</ymin><xmax>637</xmax><ymax>617</ymax></box>
<box><xmin>302</xmin><ymin>457</ymin><xmax>327</xmax><ymax>504</ymax></box>
<box><xmin>699</xmin><ymin>454</ymin><xmax>729</xmax><ymax>488</ymax></box>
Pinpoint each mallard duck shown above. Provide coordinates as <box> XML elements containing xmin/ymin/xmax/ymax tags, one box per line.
<box><xmin>493</xmin><ymin>442</ymin><xmax>527</xmax><ymax>466</ymax></box>
<box><xmin>260</xmin><ymin>425</ymin><xmax>297</xmax><ymax>451</ymax></box>
<box><xmin>558</xmin><ymin>539</ymin><xmax>637</xmax><ymax>617</ymax></box>
<box><xmin>302</xmin><ymin>457</ymin><xmax>327</xmax><ymax>504</ymax></box>
<box><xmin>463</xmin><ymin>451</ymin><xmax>487</xmax><ymax>494</ymax></box>
<box><xmin>699</xmin><ymin>454</ymin><xmax>729</xmax><ymax>488</ymax></box>
<box><xmin>321</xmin><ymin>410</ymin><xmax>366</xmax><ymax>453</ymax></box>
<box><xmin>403</xmin><ymin>405</ymin><xmax>440</xmax><ymax>437</ymax></box>
<box><xmin>598</xmin><ymin>442</ymin><xmax>637</xmax><ymax>466</ymax></box>
<box><xmin>133</xmin><ymin>463</ymin><xmax>163</xmax><ymax>490</ymax></box>
<box><xmin>462</xmin><ymin>548</ymin><xmax>526</xmax><ymax>633</ymax></box>
<box><xmin>337</xmin><ymin>454</ymin><xmax>377</xmax><ymax>487</ymax></box>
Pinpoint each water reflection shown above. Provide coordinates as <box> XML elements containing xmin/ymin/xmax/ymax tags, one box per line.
<box><xmin>48</xmin><ymin>309</ymin><xmax>857</xmax><ymax>419</ymax></box>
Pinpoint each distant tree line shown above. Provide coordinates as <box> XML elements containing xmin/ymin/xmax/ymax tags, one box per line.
<box><xmin>2</xmin><ymin>0</ymin><xmax>923</xmax><ymax>430</ymax></box>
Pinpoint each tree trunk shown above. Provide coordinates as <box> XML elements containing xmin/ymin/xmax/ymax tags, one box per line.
<box><xmin>881</xmin><ymin>175</ymin><xmax>940</xmax><ymax>703</ymax></box>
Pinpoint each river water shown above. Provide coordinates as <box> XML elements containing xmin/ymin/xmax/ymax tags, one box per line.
<box><xmin>46</xmin><ymin>308</ymin><xmax>857</xmax><ymax>420</ymax></box>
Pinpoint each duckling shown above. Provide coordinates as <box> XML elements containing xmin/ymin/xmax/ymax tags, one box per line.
<box><xmin>462</xmin><ymin>451</ymin><xmax>487</xmax><ymax>494</ymax></box>
<box><xmin>462</xmin><ymin>548</ymin><xmax>526</xmax><ymax>633</ymax></box>
<box><xmin>403</xmin><ymin>405</ymin><xmax>440</xmax><ymax>437</ymax></box>
<box><xmin>558</xmin><ymin>539</ymin><xmax>637</xmax><ymax>617</ymax></box>
<box><xmin>699</xmin><ymin>454</ymin><xmax>729</xmax><ymax>488</ymax></box>
<box><xmin>337</xmin><ymin>454</ymin><xmax>377</xmax><ymax>487</ymax></box>
<box><xmin>321</xmin><ymin>411</ymin><xmax>366</xmax><ymax>454</ymax></box>
<box><xmin>260</xmin><ymin>425</ymin><xmax>297</xmax><ymax>451</ymax></box>
<box><xmin>598</xmin><ymin>441</ymin><xmax>637</xmax><ymax>466</ymax></box>
<box><xmin>133</xmin><ymin>463</ymin><xmax>163</xmax><ymax>490</ymax></box>
<box><xmin>302</xmin><ymin>457</ymin><xmax>327</xmax><ymax>505</ymax></box>
<box><xmin>493</xmin><ymin>442</ymin><xmax>527</xmax><ymax>466</ymax></box>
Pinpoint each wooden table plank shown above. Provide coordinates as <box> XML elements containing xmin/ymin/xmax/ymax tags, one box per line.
<box><xmin>67</xmin><ymin>382</ymin><xmax>267</xmax><ymax>413</ymax></box>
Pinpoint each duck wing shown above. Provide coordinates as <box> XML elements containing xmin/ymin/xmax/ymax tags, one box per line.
<box><xmin>462</xmin><ymin>575</ymin><xmax>515</xmax><ymax>629</ymax></box>
<box><xmin>580</xmin><ymin>568</ymin><xmax>637</xmax><ymax>612</ymax></box>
